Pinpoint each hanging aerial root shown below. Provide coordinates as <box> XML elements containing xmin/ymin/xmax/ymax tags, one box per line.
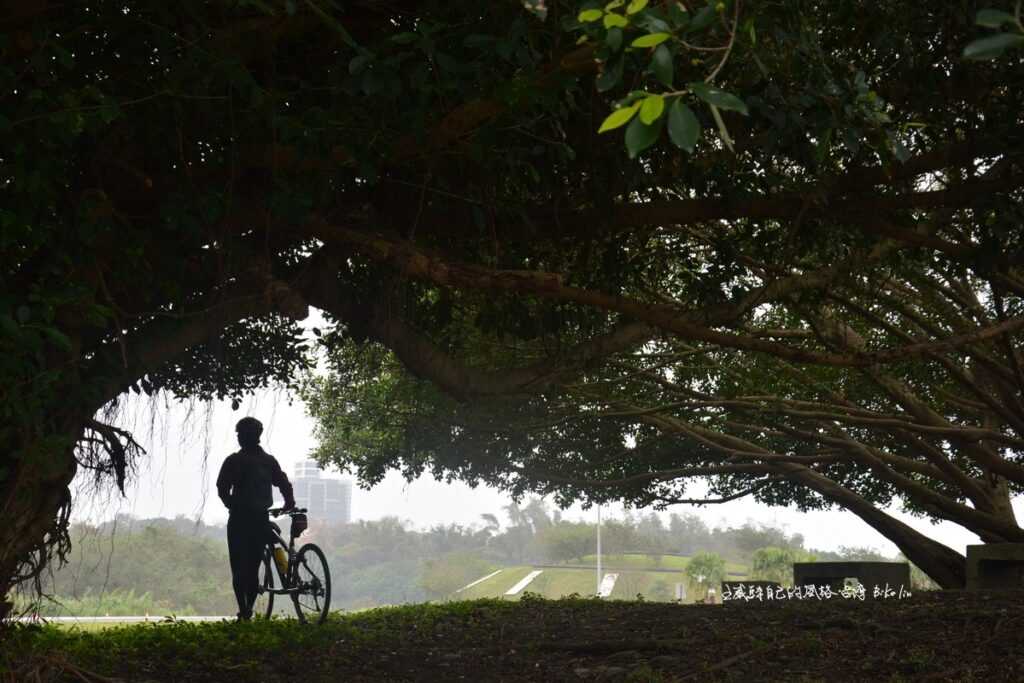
<box><xmin>77</xmin><ymin>419</ymin><xmax>146</xmax><ymax>494</ymax></box>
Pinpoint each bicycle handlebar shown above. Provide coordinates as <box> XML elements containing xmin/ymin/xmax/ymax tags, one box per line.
<box><xmin>268</xmin><ymin>507</ymin><xmax>308</xmax><ymax>517</ymax></box>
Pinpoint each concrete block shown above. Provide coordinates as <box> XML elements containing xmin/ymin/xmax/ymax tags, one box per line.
<box><xmin>792</xmin><ymin>561</ymin><xmax>910</xmax><ymax>598</ymax></box>
<box><xmin>966</xmin><ymin>543</ymin><xmax>1024</xmax><ymax>590</ymax></box>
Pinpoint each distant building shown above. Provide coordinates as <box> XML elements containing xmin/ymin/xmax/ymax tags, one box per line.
<box><xmin>283</xmin><ymin>460</ymin><xmax>352</xmax><ymax>524</ymax></box>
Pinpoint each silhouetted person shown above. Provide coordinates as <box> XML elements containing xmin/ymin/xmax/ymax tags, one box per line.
<box><xmin>216</xmin><ymin>417</ymin><xmax>295</xmax><ymax>620</ymax></box>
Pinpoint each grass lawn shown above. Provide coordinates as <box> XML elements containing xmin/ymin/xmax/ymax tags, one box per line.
<box><xmin>451</xmin><ymin>554</ymin><xmax>750</xmax><ymax>603</ymax></box>
<box><xmin>49</xmin><ymin>620</ymin><xmax>137</xmax><ymax>632</ymax></box>
<box><xmin>3</xmin><ymin>591</ymin><xmax>1019</xmax><ymax>682</ymax></box>
<box><xmin>46</xmin><ymin>617</ymin><xmax>233</xmax><ymax>631</ymax></box>
<box><xmin>517</xmin><ymin>568</ymin><xmax>599</xmax><ymax>599</ymax></box>
<box><xmin>577</xmin><ymin>553</ymin><xmax>748</xmax><ymax>576</ymax></box>
<box><xmin>454</xmin><ymin>566</ymin><xmax>535</xmax><ymax>600</ymax></box>
<box><xmin>579</xmin><ymin>553</ymin><xmax>690</xmax><ymax>570</ymax></box>
<box><xmin>451</xmin><ymin>568</ymin><xmax>737</xmax><ymax>604</ymax></box>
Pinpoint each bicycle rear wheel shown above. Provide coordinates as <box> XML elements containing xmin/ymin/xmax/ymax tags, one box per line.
<box><xmin>292</xmin><ymin>543</ymin><xmax>331</xmax><ymax>625</ymax></box>
<box><xmin>252</xmin><ymin>548</ymin><xmax>276</xmax><ymax>619</ymax></box>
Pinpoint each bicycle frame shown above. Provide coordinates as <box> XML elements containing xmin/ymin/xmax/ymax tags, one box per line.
<box><xmin>254</xmin><ymin>507</ymin><xmax>330</xmax><ymax>624</ymax></box>
<box><xmin>263</xmin><ymin>520</ymin><xmax>300</xmax><ymax>595</ymax></box>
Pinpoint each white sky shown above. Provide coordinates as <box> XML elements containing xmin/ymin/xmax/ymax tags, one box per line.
<box><xmin>70</xmin><ymin>385</ymin><xmax>1020</xmax><ymax>558</ymax></box>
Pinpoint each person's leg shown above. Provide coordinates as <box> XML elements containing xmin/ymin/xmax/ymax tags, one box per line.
<box><xmin>240</xmin><ymin>514</ymin><xmax>268</xmax><ymax>617</ymax></box>
<box><xmin>227</xmin><ymin>515</ymin><xmax>249</xmax><ymax>618</ymax></box>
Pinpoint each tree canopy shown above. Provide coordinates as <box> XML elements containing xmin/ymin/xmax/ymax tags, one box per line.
<box><xmin>2</xmin><ymin>0</ymin><xmax>1023</xmax><ymax>609</ymax></box>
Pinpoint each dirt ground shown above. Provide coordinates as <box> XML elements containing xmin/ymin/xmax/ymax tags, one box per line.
<box><xmin>5</xmin><ymin>590</ymin><xmax>1024</xmax><ymax>682</ymax></box>
<box><xmin>335</xmin><ymin>591</ymin><xmax>1024</xmax><ymax>682</ymax></box>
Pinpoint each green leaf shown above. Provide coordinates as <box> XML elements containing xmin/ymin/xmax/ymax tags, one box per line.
<box><xmin>963</xmin><ymin>32</ymin><xmax>1024</xmax><ymax>60</ymax></box>
<box><xmin>0</xmin><ymin>315</ymin><xmax>19</xmax><ymax>339</ymax></box>
<box><xmin>631</xmin><ymin>32</ymin><xmax>670</xmax><ymax>48</ymax></box>
<box><xmin>668</xmin><ymin>3</ymin><xmax>689</xmax><ymax>24</ymax></box>
<box><xmin>390</xmin><ymin>32</ymin><xmax>419</xmax><ymax>44</ymax></box>
<box><xmin>650</xmin><ymin>44</ymin><xmax>673</xmax><ymax>87</ymax></box>
<box><xmin>41</xmin><ymin>327</ymin><xmax>72</xmax><ymax>352</ymax></box>
<box><xmin>604</xmin><ymin>13</ymin><xmax>629</xmax><ymax>28</ymax></box>
<box><xmin>626</xmin><ymin>0</ymin><xmax>649</xmax><ymax>14</ymax></box>
<box><xmin>99</xmin><ymin>103</ymin><xmax>121</xmax><ymax>124</ymax></box>
<box><xmin>349</xmin><ymin>54</ymin><xmax>371</xmax><ymax>74</ymax></box>
<box><xmin>464</xmin><ymin>34</ymin><xmax>495</xmax><ymax>48</ymax></box>
<box><xmin>639</xmin><ymin>94</ymin><xmax>665</xmax><ymax>124</ymax></box>
<box><xmin>605</xmin><ymin>0</ymin><xmax>625</xmax><ymax>8</ymax></box>
<box><xmin>667</xmin><ymin>100</ymin><xmax>700</xmax><ymax>152</ymax></box>
<box><xmin>619</xmin><ymin>90</ymin><xmax>650</xmax><ymax>106</ymax></box>
<box><xmin>303</xmin><ymin>0</ymin><xmax>359</xmax><ymax>49</ymax></box>
<box><xmin>606</xmin><ymin>27</ymin><xmax>624</xmax><ymax>52</ymax></box>
<box><xmin>688</xmin><ymin>3</ymin><xmax>717</xmax><ymax>32</ymax></box>
<box><xmin>976</xmin><ymin>9</ymin><xmax>1017</xmax><ymax>28</ymax></box>
<box><xmin>596</xmin><ymin>58</ymin><xmax>624</xmax><ymax>92</ymax></box>
<box><xmin>578</xmin><ymin>9</ymin><xmax>603</xmax><ymax>22</ymax></box>
<box><xmin>815</xmin><ymin>127</ymin><xmax>833</xmax><ymax>164</ymax></box>
<box><xmin>598</xmin><ymin>101</ymin><xmax>642</xmax><ymax>133</ymax></box>
<box><xmin>639</xmin><ymin>14</ymin><xmax>672</xmax><ymax>32</ymax></box>
<box><xmin>624</xmin><ymin>113</ymin><xmax>663</xmax><ymax>158</ymax></box>
<box><xmin>688</xmin><ymin>82</ymin><xmax>749</xmax><ymax>115</ymax></box>
<box><xmin>240</xmin><ymin>0</ymin><xmax>278</xmax><ymax>15</ymax></box>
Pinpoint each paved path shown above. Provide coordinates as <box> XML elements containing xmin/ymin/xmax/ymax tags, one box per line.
<box><xmin>505</xmin><ymin>570</ymin><xmax>543</xmax><ymax>595</ymax></box>
<box><xmin>17</xmin><ymin>615</ymin><xmax>234</xmax><ymax>624</ymax></box>
<box><xmin>455</xmin><ymin>569</ymin><xmax>503</xmax><ymax>593</ymax></box>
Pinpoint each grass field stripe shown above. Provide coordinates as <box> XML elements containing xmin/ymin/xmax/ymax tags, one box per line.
<box><xmin>504</xmin><ymin>570</ymin><xmax>544</xmax><ymax>595</ymax></box>
<box><xmin>455</xmin><ymin>569</ymin><xmax>503</xmax><ymax>593</ymax></box>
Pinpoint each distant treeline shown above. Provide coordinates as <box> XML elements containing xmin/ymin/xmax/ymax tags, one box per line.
<box><xmin>21</xmin><ymin>500</ymin><xmax>917</xmax><ymax>615</ymax></box>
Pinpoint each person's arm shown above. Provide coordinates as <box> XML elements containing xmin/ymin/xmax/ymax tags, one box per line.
<box><xmin>216</xmin><ymin>455</ymin><xmax>236</xmax><ymax>510</ymax></box>
<box><xmin>271</xmin><ymin>458</ymin><xmax>296</xmax><ymax>509</ymax></box>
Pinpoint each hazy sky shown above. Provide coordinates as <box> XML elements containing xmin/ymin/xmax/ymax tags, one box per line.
<box><xmin>72</xmin><ymin>386</ymin><xmax>1020</xmax><ymax>558</ymax></box>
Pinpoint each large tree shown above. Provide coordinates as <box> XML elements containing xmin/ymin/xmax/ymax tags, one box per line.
<box><xmin>2</xmin><ymin>0</ymin><xmax>1021</xmax><ymax>615</ymax></box>
<box><xmin>299</xmin><ymin>4</ymin><xmax>1024</xmax><ymax>589</ymax></box>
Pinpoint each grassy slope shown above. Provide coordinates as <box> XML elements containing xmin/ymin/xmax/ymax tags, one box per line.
<box><xmin>579</xmin><ymin>553</ymin><xmax>748</xmax><ymax>574</ymax></box>
<box><xmin>580</xmin><ymin>553</ymin><xmax>689</xmax><ymax>570</ymax></box>
<box><xmin>452</xmin><ymin>554</ymin><xmax>750</xmax><ymax>602</ymax></box>
<box><xmin>454</xmin><ymin>566</ymin><xmax>535</xmax><ymax>600</ymax></box>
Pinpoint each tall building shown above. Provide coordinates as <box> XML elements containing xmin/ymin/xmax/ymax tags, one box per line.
<box><xmin>286</xmin><ymin>460</ymin><xmax>352</xmax><ymax>524</ymax></box>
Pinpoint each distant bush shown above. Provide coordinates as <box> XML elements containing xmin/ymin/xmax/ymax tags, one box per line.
<box><xmin>684</xmin><ymin>551</ymin><xmax>726</xmax><ymax>594</ymax></box>
<box><xmin>750</xmin><ymin>546</ymin><xmax>816</xmax><ymax>586</ymax></box>
<box><xmin>16</xmin><ymin>588</ymin><xmax>195</xmax><ymax>617</ymax></box>
<box><xmin>536</xmin><ymin>523</ymin><xmax>593</xmax><ymax>563</ymax></box>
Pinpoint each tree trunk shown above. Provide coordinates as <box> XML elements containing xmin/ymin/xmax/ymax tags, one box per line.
<box><xmin>0</xmin><ymin>424</ymin><xmax>81</xmax><ymax>621</ymax></box>
<box><xmin>971</xmin><ymin>474</ymin><xmax>1021</xmax><ymax>543</ymax></box>
<box><xmin>781</xmin><ymin>464</ymin><xmax>967</xmax><ymax>588</ymax></box>
<box><xmin>986</xmin><ymin>475</ymin><xmax>1018</xmax><ymax>525</ymax></box>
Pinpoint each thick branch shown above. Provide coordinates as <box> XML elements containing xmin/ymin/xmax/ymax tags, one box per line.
<box><xmin>312</xmin><ymin>222</ymin><xmax>1024</xmax><ymax>369</ymax></box>
<box><xmin>298</xmin><ymin>253</ymin><xmax>657</xmax><ymax>400</ymax></box>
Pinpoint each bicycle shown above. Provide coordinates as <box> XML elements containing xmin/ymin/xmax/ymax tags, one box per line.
<box><xmin>252</xmin><ymin>507</ymin><xmax>332</xmax><ymax>624</ymax></box>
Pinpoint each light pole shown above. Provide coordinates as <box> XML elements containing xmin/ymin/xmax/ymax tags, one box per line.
<box><xmin>596</xmin><ymin>504</ymin><xmax>602</xmax><ymax>595</ymax></box>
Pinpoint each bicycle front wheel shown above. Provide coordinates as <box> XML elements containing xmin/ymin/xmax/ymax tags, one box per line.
<box><xmin>292</xmin><ymin>543</ymin><xmax>331</xmax><ymax>625</ymax></box>
<box><xmin>252</xmin><ymin>548</ymin><xmax>275</xmax><ymax>619</ymax></box>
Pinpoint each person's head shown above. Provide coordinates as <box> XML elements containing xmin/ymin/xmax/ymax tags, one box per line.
<box><xmin>235</xmin><ymin>417</ymin><xmax>263</xmax><ymax>449</ymax></box>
